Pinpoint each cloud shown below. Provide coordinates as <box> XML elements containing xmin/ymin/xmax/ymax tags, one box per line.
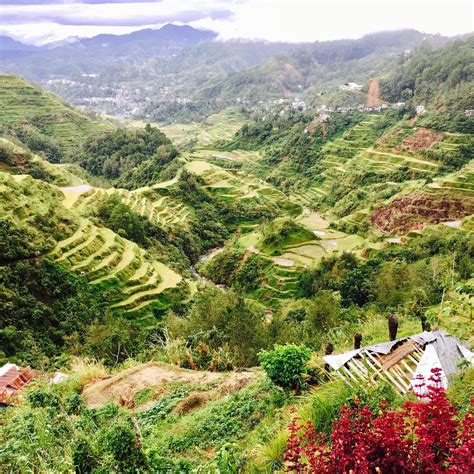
<box><xmin>193</xmin><ymin>0</ymin><xmax>473</xmax><ymax>43</ymax></box>
<box><xmin>1</xmin><ymin>1</ymin><xmax>232</xmax><ymax>26</ymax></box>
<box><xmin>0</xmin><ymin>1</ymin><xmax>167</xmax><ymax>4</ymax></box>
<box><xmin>0</xmin><ymin>0</ymin><xmax>472</xmax><ymax>45</ymax></box>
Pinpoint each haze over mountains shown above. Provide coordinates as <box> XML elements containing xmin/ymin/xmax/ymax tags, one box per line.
<box><xmin>0</xmin><ymin>24</ymin><xmax>455</xmax><ymax>122</ymax></box>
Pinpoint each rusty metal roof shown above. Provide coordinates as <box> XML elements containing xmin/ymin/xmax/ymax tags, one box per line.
<box><xmin>0</xmin><ymin>363</ymin><xmax>33</xmax><ymax>405</ymax></box>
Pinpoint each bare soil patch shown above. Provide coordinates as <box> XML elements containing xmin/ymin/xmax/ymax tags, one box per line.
<box><xmin>370</xmin><ymin>193</ymin><xmax>474</xmax><ymax>233</ymax></box>
<box><xmin>82</xmin><ymin>362</ymin><xmax>258</xmax><ymax>408</ymax></box>
<box><xmin>401</xmin><ymin>128</ymin><xmax>443</xmax><ymax>153</ymax></box>
<box><xmin>366</xmin><ymin>79</ymin><xmax>382</xmax><ymax>106</ymax></box>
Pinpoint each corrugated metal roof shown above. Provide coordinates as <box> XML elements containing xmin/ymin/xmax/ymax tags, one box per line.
<box><xmin>429</xmin><ymin>333</ymin><xmax>465</xmax><ymax>376</ymax></box>
<box><xmin>323</xmin><ymin>349</ymin><xmax>361</xmax><ymax>370</ymax></box>
<box><xmin>0</xmin><ymin>364</ymin><xmax>33</xmax><ymax>405</ymax></box>
<box><xmin>323</xmin><ymin>331</ymin><xmax>473</xmax><ymax>380</ymax></box>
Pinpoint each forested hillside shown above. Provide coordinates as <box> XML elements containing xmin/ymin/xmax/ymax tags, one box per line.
<box><xmin>0</xmin><ymin>27</ymin><xmax>452</xmax><ymax>122</ymax></box>
<box><xmin>0</xmin><ymin>26</ymin><xmax>473</xmax><ymax>472</ymax></box>
<box><xmin>381</xmin><ymin>35</ymin><xmax>474</xmax><ymax>112</ymax></box>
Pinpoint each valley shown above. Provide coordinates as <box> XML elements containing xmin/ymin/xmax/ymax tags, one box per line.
<box><xmin>0</xmin><ymin>25</ymin><xmax>473</xmax><ymax>473</ymax></box>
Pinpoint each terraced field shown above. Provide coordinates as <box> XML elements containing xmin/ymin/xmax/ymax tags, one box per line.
<box><xmin>0</xmin><ymin>138</ymin><xmax>89</xmax><ymax>186</ymax></box>
<box><xmin>289</xmin><ymin>116</ymin><xmax>384</xmax><ymax>207</ymax></box>
<box><xmin>425</xmin><ymin>161</ymin><xmax>474</xmax><ymax>197</ymax></box>
<box><xmin>237</xmin><ymin>227</ymin><xmax>364</xmax><ymax>307</ymax></box>
<box><xmin>185</xmin><ymin>159</ymin><xmax>289</xmax><ymax>206</ymax></box>
<box><xmin>258</xmin><ymin>263</ymin><xmax>300</xmax><ymax>306</ymax></box>
<box><xmin>190</xmin><ymin>148</ymin><xmax>261</xmax><ymax>166</ymax></box>
<box><xmin>319</xmin><ymin>117</ymin><xmax>382</xmax><ymax>170</ymax></box>
<box><xmin>290</xmin><ymin>119</ymin><xmax>452</xmax><ymax>209</ymax></box>
<box><xmin>0</xmin><ymin>76</ymin><xmax>111</xmax><ymax>152</ymax></box>
<box><xmin>279</xmin><ymin>229</ymin><xmax>364</xmax><ymax>266</ymax></box>
<box><xmin>290</xmin><ymin>186</ymin><xmax>327</xmax><ymax>207</ymax></box>
<box><xmin>61</xmin><ymin>185</ymin><xmax>191</xmax><ymax>229</ymax></box>
<box><xmin>49</xmin><ymin>218</ymin><xmax>182</xmax><ymax>314</ymax></box>
<box><xmin>160</xmin><ymin>108</ymin><xmax>245</xmax><ymax>148</ymax></box>
<box><xmin>231</xmin><ymin>211</ymin><xmax>365</xmax><ymax>306</ymax></box>
<box><xmin>356</xmin><ymin>148</ymin><xmax>439</xmax><ymax>174</ymax></box>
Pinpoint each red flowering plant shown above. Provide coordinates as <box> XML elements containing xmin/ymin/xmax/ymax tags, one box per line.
<box><xmin>284</xmin><ymin>368</ymin><xmax>474</xmax><ymax>473</ymax></box>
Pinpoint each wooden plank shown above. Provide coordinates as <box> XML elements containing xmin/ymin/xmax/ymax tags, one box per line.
<box><xmin>342</xmin><ymin>365</ymin><xmax>361</xmax><ymax>384</ymax></box>
<box><xmin>364</xmin><ymin>350</ymin><xmax>406</xmax><ymax>394</ymax></box>
<box><xmin>347</xmin><ymin>361</ymin><xmax>369</xmax><ymax>383</ymax></box>
<box><xmin>335</xmin><ymin>369</ymin><xmax>353</xmax><ymax>388</ymax></box>
<box><xmin>389</xmin><ymin>366</ymin><xmax>410</xmax><ymax>392</ymax></box>
<box><xmin>380</xmin><ymin>341</ymin><xmax>418</xmax><ymax>370</ymax></box>
<box><xmin>351</xmin><ymin>357</ymin><xmax>370</xmax><ymax>376</ymax></box>
<box><xmin>400</xmin><ymin>359</ymin><xmax>415</xmax><ymax>375</ymax></box>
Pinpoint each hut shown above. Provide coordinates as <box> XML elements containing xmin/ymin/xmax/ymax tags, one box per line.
<box><xmin>323</xmin><ymin>330</ymin><xmax>473</xmax><ymax>396</ymax></box>
<box><xmin>0</xmin><ymin>363</ymin><xmax>33</xmax><ymax>407</ymax></box>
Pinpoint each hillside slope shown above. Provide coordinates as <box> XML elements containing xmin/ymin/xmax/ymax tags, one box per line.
<box><xmin>0</xmin><ymin>171</ymin><xmax>184</xmax><ymax>305</ymax></box>
<box><xmin>0</xmin><ymin>75</ymin><xmax>111</xmax><ymax>156</ymax></box>
<box><xmin>381</xmin><ymin>35</ymin><xmax>474</xmax><ymax>112</ymax></box>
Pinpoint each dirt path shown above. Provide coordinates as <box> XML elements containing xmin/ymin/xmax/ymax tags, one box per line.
<box><xmin>82</xmin><ymin>362</ymin><xmax>258</xmax><ymax>408</ymax></box>
<box><xmin>366</xmin><ymin>79</ymin><xmax>382</xmax><ymax>106</ymax></box>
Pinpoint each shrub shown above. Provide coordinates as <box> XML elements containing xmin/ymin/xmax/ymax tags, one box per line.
<box><xmin>99</xmin><ymin>420</ymin><xmax>148</xmax><ymax>472</ymax></box>
<box><xmin>72</xmin><ymin>436</ymin><xmax>97</xmax><ymax>474</ymax></box>
<box><xmin>285</xmin><ymin>368</ymin><xmax>474</xmax><ymax>473</ymax></box>
<box><xmin>27</xmin><ymin>389</ymin><xmax>60</xmax><ymax>409</ymax></box>
<box><xmin>259</xmin><ymin>344</ymin><xmax>311</xmax><ymax>391</ymax></box>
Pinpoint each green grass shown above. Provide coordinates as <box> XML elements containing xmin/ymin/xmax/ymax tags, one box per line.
<box><xmin>65</xmin><ymin>185</ymin><xmax>191</xmax><ymax>230</ymax></box>
<box><xmin>0</xmin><ymin>75</ymin><xmax>111</xmax><ymax>152</ymax></box>
<box><xmin>425</xmin><ymin>161</ymin><xmax>474</xmax><ymax>197</ymax></box>
<box><xmin>49</xmin><ymin>218</ymin><xmax>183</xmax><ymax>312</ymax></box>
<box><xmin>159</xmin><ymin>108</ymin><xmax>246</xmax><ymax>149</ymax></box>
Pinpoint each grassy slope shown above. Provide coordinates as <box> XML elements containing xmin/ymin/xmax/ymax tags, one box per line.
<box><xmin>0</xmin><ymin>75</ymin><xmax>112</xmax><ymax>152</ymax></box>
<box><xmin>0</xmin><ymin>137</ymin><xmax>94</xmax><ymax>186</ymax></box>
<box><xmin>0</xmin><ymin>170</ymin><xmax>184</xmax><ymax>315</ymax></box>
<box><xmin>159</xmin><ymin>108</ymin><xmax>246</xmax><ymax>149</ymax></box>
<box><xmin>288</xmin><ymin>115</ymin><xmax>473</xmax><ymax>228</ymax></box>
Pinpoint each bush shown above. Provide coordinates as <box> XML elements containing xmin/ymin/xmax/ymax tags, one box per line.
<box><xmin>27</xmin><ymin>389</ymin><xmax>60</xmax><ymax>409</ymax></box>
<box><xmin>285</xmin><ymin>368</ymin><xmax>474</xmax><ymax>473</ymax></box>
<box><xmin>259</xmin><ymin>344</ymin><xmax>311</xmax><ymax>391</ymax></box>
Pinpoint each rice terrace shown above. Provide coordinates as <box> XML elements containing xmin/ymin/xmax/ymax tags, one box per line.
<box><xmin>0</xmin><ymin>3</ymin><xmax>473</xmax><ymax>473</ymax></box>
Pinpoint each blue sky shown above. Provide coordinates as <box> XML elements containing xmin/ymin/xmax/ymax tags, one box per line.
<box><xmin>1</xmin><ymin>0</ymin><xmax>472</xmax><ymax>45</ymax></box>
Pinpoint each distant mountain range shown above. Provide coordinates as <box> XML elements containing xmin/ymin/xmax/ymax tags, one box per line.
<box><xmin>0</xmin><ymin>25</ymin><xmax>458</xmax><ymax>123</ymax></box>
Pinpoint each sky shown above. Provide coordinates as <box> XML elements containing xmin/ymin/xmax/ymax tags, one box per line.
<box><xmin>0</xmin><ymin>0</ymin><xmax>472</xmax><ymax>45</ymax></box>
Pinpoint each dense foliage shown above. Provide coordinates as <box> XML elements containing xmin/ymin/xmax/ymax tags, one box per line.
<box><xmin>0</xmin><ymin>259</ymin><xmax>108</xmax><ymax>367</ymax></box>
<box><xmin>285</xmin><ymin>369</ymin><xmax>474</xmax><ymax>473</ymax></box>
<box><xmin>381</xmin><ymin>36</ymin><xmax>474</xmax><ymax>113</ymax></box>
<box><xmin>167</xmin><ymin>287</ymin><xmax>268</xmax><ymax>369</ymax></box>
<box><xmin>259</xmin><ymin>344</ymin><xmax>311</xmax><ymax>391</ymax></box>
<box><xmin>170</xmin><ymin>171</ymin><xmax>274</xmax><ymax>254</ymax></box>
<box><xmin>0</xmin><ymin>32</ymin><xmax>473</xmax><ymax>473</ymax></box>
<box><xmin>0</xmin><ymin>173</ymin><xmax>75</xmax><ymax>262</ymax></box>
<box><xmin>72</xmin><ymin>124</ymin><xmax>178</xmax><ymax>187</ymax></box>
<box><xmin>298</xmin><ymin>226</ymin><xmax>473</xmax><ymax>313</ymax></box>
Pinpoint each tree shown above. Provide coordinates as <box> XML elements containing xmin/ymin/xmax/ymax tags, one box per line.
<box><xmin>169</xmin><ymin>288</ymin><xmax>267</xmax><ymax>368</ymax></box>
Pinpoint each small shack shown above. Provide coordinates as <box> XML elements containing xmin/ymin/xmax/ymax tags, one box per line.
<box><xmin>323</xmin><ymin>331</ymin><xmax>473</xmax><ymax>395</ymax></box>
<box><xmin>0</xmin><ymin>363</ymin><xmax>33</xmax><ymax>407</ymax></box>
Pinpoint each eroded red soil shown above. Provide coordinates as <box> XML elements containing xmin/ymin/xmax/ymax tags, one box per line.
<box><xmin>370</xmin><ymin>193</ymin><xmax>474</xmax><ymax>233</ymax></box>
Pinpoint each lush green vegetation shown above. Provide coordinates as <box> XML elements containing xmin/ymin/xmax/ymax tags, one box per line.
<box><xmin>0</xmin><ymin>172</ymin><xmax>75</xmax><ymax>261</ymax></box>
<box><xmin>0</xmin><ymin>35</ymin><xmax>473</xmax><ymax>472</ymax></box>
<box><xmin>0</xmin><ymin>75</ymin><xmax>111</xmax><ymax>156</ymax></box>
<box><xmin>381</xmin><ymin>36</ymin><xmax>474</xmax><ymax>113</ymax></box>
<box><xmin>259</xmin><ymin>344</ymin><xmax>311</xmax><ymax>391</ymax></box>
<box><xmin>72</xmin><ymin>124</ymin><xmax>178</xmax><ymax>188</ymax></box>
<box><xmin>0</xmin><ymin>259</ymin><xmax>108</xmax><ymax>367</ymax></box>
